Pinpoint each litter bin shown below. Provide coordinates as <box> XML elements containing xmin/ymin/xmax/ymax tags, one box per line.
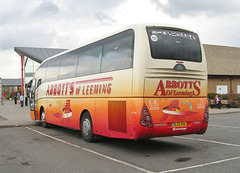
<box><xmin>25</xmin><ymin>97</ymin><xmax>28</xmax><ymax>106</ymax></box>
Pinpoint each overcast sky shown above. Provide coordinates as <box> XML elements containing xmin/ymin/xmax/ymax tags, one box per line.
<box><xmin>1</xmin><ymin>0</ymin><xmax>240</xmax><ymax>78</ymax></box>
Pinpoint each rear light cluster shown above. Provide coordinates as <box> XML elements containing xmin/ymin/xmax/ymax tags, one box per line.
<box><xmin>140</xmin><ymin>104</ymin><xmax>153</xmax><ymax>128</ymax></box>
<box><xmin>203</xmin><ymin>103</ymin><xmax>209</xmax><ymax>124</ymax></box>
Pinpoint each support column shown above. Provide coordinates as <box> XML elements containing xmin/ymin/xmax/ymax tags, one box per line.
<box><xmin>20</xmin><ymin>55</ymin><xmax>24</xmax><ymax>97</ymax></box>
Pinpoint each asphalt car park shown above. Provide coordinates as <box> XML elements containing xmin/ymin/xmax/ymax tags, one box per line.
<box><xmin>0</xmin><ymin>112</ymin><xmax>239</xmax><ymax>173</ymax></box>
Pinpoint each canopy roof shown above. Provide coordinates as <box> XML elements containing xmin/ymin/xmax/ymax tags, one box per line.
<box><xmin>14</xmin><ymin>47</ymin><xmax>67</xmax><ymax>63</ymax></box>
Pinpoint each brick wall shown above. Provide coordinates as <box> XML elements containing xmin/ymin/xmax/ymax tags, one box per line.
<box><xmin>208</xmin><ymin>77</ymin><xmax>240</xmax><ymax>95</ymax></box>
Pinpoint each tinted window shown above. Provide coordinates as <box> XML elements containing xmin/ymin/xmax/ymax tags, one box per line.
<box><xmin>45</xmin><ymin>58</ymin><xmax>60</xmax><ymax>82</ymax></box>
<box><xmin>37</xmin><ymin>79</ymin><xmax>41</xmax><ymax>88</ymax></box>
<box><xmin>77</xmin><ymin>46</ymin><xmax>102</xmax><ymax>77</ymax></box>
<box><xmin>39</xmin><ymin>29</ymin><xmax>134</xmax><ymax>81</ymax></box>
<box><xmin>101</xmin><ymin>30</ymin><xmax>134</xmax><ymax>73</ymax></box>
<box><xmin>59</xmin><ymin>52</ymin><xmax>78</xmax><ymax>80</ymax></box>
<box><xmin>147</xmin><ymin>27</ymin><xmax>202</xmax><ymax>62</ymax></box>
<box><xmin>34</xmin><ymin>63</ymin><xmax>47</xmax><ymax>85</ymax></box>
<box><xmin>30</xmin><ymin>79</ymin><xmax>36</xmax><ymax>96</ymax></box>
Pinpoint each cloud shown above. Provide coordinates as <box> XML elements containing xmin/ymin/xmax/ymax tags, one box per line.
<box><xmin>151</xmin><ymin>0</ymin><xmax>240</xmax><ymax>17</ymax></box>
<box><xmin>0</xmin><ymin>0</ymin><xmax>124</xmax><ymax>51</ymax></box>
<box><xmin>55</xmin><ymin>0</ymin><xmax>127</xmax><ymax>20</ymax></box>
<box><xmin>0</xmin><ymin>26</ymin><xmax>56</xmax><ymax>50</ymax></box>
<box><xmin>0</xmin><ymin>50</ymin><xmax>21</xmax><ymax>78</ymax></box>
<box><xmin>0</xmin><ymin>1</ymin><xmax>26</xmax><ymax>25</ymax></box>
<box><xmin>31</xmin><ymin>0</ymin><xmax>59</xmax><ymax>17</ymax></box>
<box><xmin>0</xmin><ymin>0</ymin><xmax>129</xmax><ymax>51</ymax></box>
<box><xmin>94</xmin><ymin>12</ymin><xmax>117</xmax><ymax>26</ymax></box>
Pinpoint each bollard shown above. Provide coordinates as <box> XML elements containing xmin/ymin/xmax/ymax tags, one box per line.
<box><xmin>25</xmin><ymin>97</ymin><xmax>28</xmax><ymax>106</ymax></box>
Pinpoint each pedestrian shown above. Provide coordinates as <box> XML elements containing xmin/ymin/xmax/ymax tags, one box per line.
<box><xmin>3</xmin><ymin>92</ymin><xmax>6</xmax><ymax>101</ymax></box>
<box><xmin>20</xmin><ymin>94</ymin><xmax>24</xmax><ymax>107</ymax></box>
<box><xmin>17</xmin><ymin>92</ymin><xmax>20</xmax><ymax>104</ymax></box>
<box><xmin>214</xmin><ymin>94</ymin><xmax>221</xmax><ymax>109</ymax></box>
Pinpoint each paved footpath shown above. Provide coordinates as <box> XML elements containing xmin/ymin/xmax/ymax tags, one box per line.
<box><xmin>0</xmin><ymin>100</ymin><xmax>35</xmax><ymax>127</ymax></box>
<box><xmin>0</xmin><ymin>100</ymin><xmax>240</xmax><ymax>127</ymax></box>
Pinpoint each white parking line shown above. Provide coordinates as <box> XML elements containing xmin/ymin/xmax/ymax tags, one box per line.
<box><xmin>158</xmin><ymin>156</ymin><xmax>240</xmax><ymax>173</ymax></box>
<box><xmin>26</xmin><ymin>127</ymin><xmax>240</xmax><ymax>173</ymax></box>
<box><xmin>209</xmin><ymin>124</ymin><xmax>240</xmax><ymax>129</ymax></box>
<box><xmin>26</xmin><ymin>127</ymin><xmax>154</xmax><ymax>173</ymax></box>
<box><xmin>174</xmin><ymin>136</ymin><xmax>240</xmax><ymax>148</ymax></box>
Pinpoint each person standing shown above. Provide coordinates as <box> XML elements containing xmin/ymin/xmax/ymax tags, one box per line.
<box><xmin>3</xmin><ymin>92</ymin><xmax>6</xmax><ymax>101</ymax></box>
<box><xmin>20</xmin><ymin>94</ymin><xmax>24</xmax><ymax>107</ymax></box>
<box><xmin>17</xmin><ymin>92</ymin><xmax>20</xmax><ymax>104</ymax></box>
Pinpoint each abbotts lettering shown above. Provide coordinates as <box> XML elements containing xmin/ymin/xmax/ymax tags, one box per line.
<box><xmin>154</xmin><ymin>80</ymin><xmax>201</xmax><ymax>97</ymax></box>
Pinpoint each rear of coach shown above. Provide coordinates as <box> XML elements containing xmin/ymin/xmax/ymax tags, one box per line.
<box><xmin>133</xmin><ymin>25</ymin><xmax>208</xmax><ymax>139</ymax></box>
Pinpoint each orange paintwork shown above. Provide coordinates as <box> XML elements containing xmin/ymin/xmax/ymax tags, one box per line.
<box><xmin>30</xmin><ymin>111</ymin><xmax>35</xmax><ymax>120</ymax></box>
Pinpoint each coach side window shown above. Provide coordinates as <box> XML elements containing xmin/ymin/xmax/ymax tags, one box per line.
<box><xmin>101</xmin><ymin>30</ymin><xmax>134</xmax><ymax>73</ymax></box>
<box><xmin>37</xmin><ymin>79</ymin><xmax>41</xmax><ymax>88</ymax></box>
<box><xmin>59</xmin><ymin>52</ymin><xmax>78</xmax><ymax>80</ymax></box>
<box><xmin>35</xmin><ymin>63</ymin><xmax>47</xmax><ymax>87</ymax></box>
<box><xmin>77</xmin><ymin>46</ymin><xmax>102</xmax><ymax>77</ymax></box>
<box><xmin>45</xmin><ymin>58</ymin><xmax>60</xmax><ymax>82</ymax></box>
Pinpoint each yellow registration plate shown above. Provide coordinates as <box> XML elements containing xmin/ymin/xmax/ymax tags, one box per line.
<box><xmin>172</xmin><ymin>122</ymin><xmax>187</xmax><ymax>127</ymax></box>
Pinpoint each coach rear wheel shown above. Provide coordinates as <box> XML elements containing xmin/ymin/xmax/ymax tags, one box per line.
<box><xmin>81</xmin><ymin>112</ymin><xmax>94</xmax><ymax>142</ymax></box>
<box><xmin>41</xmin><ymin>109</ymin><xmax>49</xmax><ymax>128</ymax></box>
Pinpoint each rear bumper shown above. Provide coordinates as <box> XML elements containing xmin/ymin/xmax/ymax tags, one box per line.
<box><xmin>134</xmin><ymin>121</ymin><xmax>208</xmax><ymax>139</ymax></box>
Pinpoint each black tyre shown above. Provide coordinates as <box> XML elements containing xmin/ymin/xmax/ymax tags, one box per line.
<box><xmin>81</xmin><ymin>112</ymin><xmax>94</xmax><ymax>142</ymax></box>
<box><xmin>41</xmin><ymin>109</ymin><xmax>49</xmax><ymax>128</ymax></box>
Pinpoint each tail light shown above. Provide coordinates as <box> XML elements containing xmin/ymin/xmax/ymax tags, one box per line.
<box><xmin>140</xmin><ymin>104</ymin><xmax>153</xmax><ymax>128</ymax></box>
<box><xmin>203</xmin><ymin>103</ymin><xmax>209</xmax><ymax>124</ymax></box>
